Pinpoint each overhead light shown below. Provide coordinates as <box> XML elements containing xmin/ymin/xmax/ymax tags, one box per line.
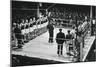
<box><xmin>39</xmin><ymin>2</ymin><xmax>42</xmax><ymax>7</ymax></box>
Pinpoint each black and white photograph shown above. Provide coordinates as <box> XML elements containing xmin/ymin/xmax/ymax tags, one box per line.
<box><xmin>11</xmin><ymin>0</ymin><xmax>96</xmax><ymax>67</ymax></box>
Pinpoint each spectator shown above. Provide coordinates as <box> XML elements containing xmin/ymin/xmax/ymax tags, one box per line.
<box><xmin>13</xmin><ymin>24</ymin><xmax>24</xmax><ymax>48</ymax></box>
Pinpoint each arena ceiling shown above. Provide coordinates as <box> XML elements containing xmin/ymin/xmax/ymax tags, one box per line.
<box><xmin>12</xmin><ymin>1</ymin><xmax>96</xmax><ymax>18</ymax></box>
<box><xmin>12</xmin><ymin>1</ymin><xmax>54</xmax><ymax>10</ymax></box>
<box><xmin>12</xmin><ymin>1</ymin><xmax>92</xmax><ymax>10</ymax></box>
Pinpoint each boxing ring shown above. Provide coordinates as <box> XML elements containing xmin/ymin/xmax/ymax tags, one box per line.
<box><xmin>12</xmin><ymin>27</ymin><xmax>95</xmax><ymax>62</ymax></box>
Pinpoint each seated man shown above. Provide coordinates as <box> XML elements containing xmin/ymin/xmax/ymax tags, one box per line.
<box><xmin>65</xmin><ymin>30</ymin><xmax>73</xmax><ymax>55</ymax></box>
<box><xmin>13</xmin><ymin>24</ymin><xmax>24</xmax><ymax>48</ymax></box>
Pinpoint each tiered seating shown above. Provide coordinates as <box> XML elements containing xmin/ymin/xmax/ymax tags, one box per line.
<box><xmin>49</xmin><ymin>7</ymin><xmax>90</xmax><ymax>28</ymax></box>
<box><xmin>12</xmin><ymin>16</ymin><xmax>48</xmax><ymax>47</ymax></box>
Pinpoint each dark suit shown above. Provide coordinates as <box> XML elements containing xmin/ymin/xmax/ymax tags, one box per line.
<box><xmin>47</xmin><ymin>24</ymin><xmax>54</xmax><ymax>43</ymax></box>
<box><xmin>14</xmin><ymin>27</ymin><xmax>24</xmax><ymax>48</ymax></box>
<box><xmin>56</xmin><ymin>32</ymin><xmax>65</xmax><ymax>55</ymax></box>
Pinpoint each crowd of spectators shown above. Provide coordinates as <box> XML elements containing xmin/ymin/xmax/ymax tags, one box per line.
<box><xmin>12</xmin><ymin>10</ymin><xmax>48</xmax><ymax>48</ymax></box>
<box><xmin>49</xmin><ymin>7</ymin><xmax>90</xmax><ymax>22</ymax></box>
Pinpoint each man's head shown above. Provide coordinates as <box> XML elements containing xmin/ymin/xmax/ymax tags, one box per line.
<box><xmin>68</xmin><ymin>30</ymin><xmax>70</xmax><ymax>34</ymax></box>
<box><xmin>59</xmin><ymin>29</ymin><xmax>62</xmax><ymax>32</ymax></box>
<box><xmin>16</xmin><ymin>23</ymin><xmax>21</xmax><ymax>28</ymax></box>
<box><xmin>50</xmin><ymin>19</ymin><xmax>53</xmax><ymax>22</ymax></box>
<box><xmin>16</xmin><ymin>24</ymin><xmax>18</xmax><ymax>28</ymax></box>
